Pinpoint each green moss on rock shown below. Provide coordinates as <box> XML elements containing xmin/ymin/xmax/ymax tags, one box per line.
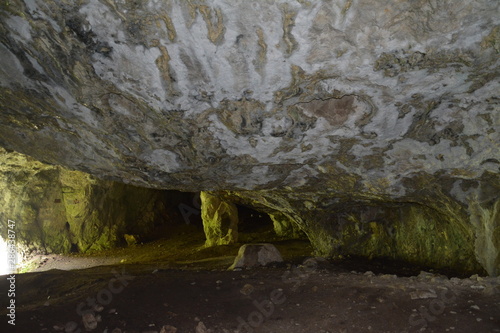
<box><xmin>0</xmin><ymin>148</ymin><xmax>175</xmax><ymax>257</ymax></box>
<box><xmin>201</xmin><ymin>191</ymin><xmax>239</xmax><ymax>247</ymax></box>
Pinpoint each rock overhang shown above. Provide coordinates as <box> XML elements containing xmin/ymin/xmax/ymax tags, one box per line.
<box><xmin>0</xmin><ymin>0</ymin><xmax>498</xmax><ymax>192</ymax></box>
<box><xmin>0</xmin><ymin>0</ymin><xmax>499</xmax><ymax>274</ymax></box>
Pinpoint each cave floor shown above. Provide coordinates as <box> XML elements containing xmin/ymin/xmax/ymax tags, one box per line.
<box><xmin>1</xmin><ymin>226</ymin><xmax>499</xmax><ymax>333</ymax></box>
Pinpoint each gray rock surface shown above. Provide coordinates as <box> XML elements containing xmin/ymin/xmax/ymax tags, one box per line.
<box><xmin>0</xmin><ymin>1</ymin><xmax>499</xmax><ymax>275</ymax></box>
<box><xmin>229</xmin><ymin>243</ymin><xmax>284</xmax><ymax>270</ymax></box>
<box><xmin>0</xmin><ymin>147</ymin><xmax>186</xmax><ymax>255</ymax></box>
<box><xmin>0</xmin><ymin>0</ymin><xmax>497</xmax><ymax>190</ymax></box>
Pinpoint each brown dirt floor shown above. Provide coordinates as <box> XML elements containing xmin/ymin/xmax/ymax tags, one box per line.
<box><xmin>1</xmin><ymin>225</ymin><xmax>499</xmax><ymax>333</ymax></box>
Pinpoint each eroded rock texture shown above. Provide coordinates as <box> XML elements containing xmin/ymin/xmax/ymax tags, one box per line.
<box><xmin>201</xmin><ymin>191</ymin><xmax>238</xmax><ymax>246</ymax></box>
<box><xmin>229</xmin><ymin>243</ymin><xmax>284</xmax><ymax>270</ymax></box>
<box><xmin>0</xmin><ymin>1</ymin><xmax>499</xmax><ymax>274</ymax></box>
<box><xmin>0</xmin><ymin>148</ymin><xmax>183</xmax><ymax>255</ymax></box>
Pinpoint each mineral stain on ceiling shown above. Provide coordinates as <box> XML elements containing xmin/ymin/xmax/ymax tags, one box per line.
<box><xmin>0</xmin><ymin>0</ymin><xmax>499</xmax><ymax>276</ymax></box>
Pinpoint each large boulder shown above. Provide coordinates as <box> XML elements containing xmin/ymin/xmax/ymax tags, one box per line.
<box><xmin>229</xmin><ymin>243</ymin><xmax>284</xmax><ymax>270</ymax></box>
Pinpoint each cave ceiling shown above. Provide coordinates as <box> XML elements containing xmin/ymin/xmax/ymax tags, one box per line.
<box><xmin>0</xmin><ymin>0</ymin><xmax>498</xmax><ymax>198</ymax></box>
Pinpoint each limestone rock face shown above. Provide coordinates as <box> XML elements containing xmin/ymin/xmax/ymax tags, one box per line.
<box><xmin>0</xmin><ymin>0</ymin><xmax>498</xmax><ymax>190</ymax></box>
<box><xmin>217</xmin><ymin>185</ymin><xmax>499</xmax><ymax>276</ymax></box>
<box><xmin>229</xmin><ymin>243</ymin><xmax>284</xmax><ymax>270</ymax></box>
<box><xmin>269</xmin><ymin>212</ymin><xmax>304</xmax><ymax>239</ymax></box>
<box><xmin>0</xmin><ymin>148</ymin><xmax>179</xmax><ymax>255</ymax></box>
<box><xmin>0</xmin><ymin>1</ymin><xmax>499</xmax><ymax>274</ymax></box>
<box><xmin>201</xmin><ymin>191</ymin><xmax>238</xmax><ymax>247</ymax></box>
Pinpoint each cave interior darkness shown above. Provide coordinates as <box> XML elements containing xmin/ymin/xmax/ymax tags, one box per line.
<box><xmin>0</xmin><ymin>0</ymin><xmax>499</xmax><ymax>331</ymax></box>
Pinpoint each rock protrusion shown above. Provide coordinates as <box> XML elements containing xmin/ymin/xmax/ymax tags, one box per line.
<box><xmin>201</xmin><ymin>192</ymin><xmax>239</xmax><ymax>247</ymax></box>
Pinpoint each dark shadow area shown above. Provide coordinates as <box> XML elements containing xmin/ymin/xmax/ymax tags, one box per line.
<box><xmin>331</xmin><ymin>255</ymin><xmax>479</xmax><ymax>279</ymax></box>
<box><xmin>237</xmin><ymin>205</ymin><xmax>273</xmax><ymax>233</ymax></box>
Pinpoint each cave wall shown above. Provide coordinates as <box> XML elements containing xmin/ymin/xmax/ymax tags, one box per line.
<box><xmin>0</xmin><ymin>148</ymin><xmax>179</xmax><ymax>255</ymax></box>
<box><xmin>268</xmin><ymin>212</ymin><xmax>304</xmax><ymax>239</ymax></box>
<box><xmin>0</xmin><ymin>1</ymin><xmax>499</xmax><ymax>275</ymax></box>
<box><xmin>217</xmin><ymin>178</ymin><xmax>499</xmax><ymax>276</ymax></box>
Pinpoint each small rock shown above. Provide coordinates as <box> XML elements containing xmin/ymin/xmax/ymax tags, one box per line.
<box><xmin>124</xmin><ymin>234</ymin><xmax>138</xmax><ymax>246</ymax></box>
<box><xmin>240</xmin><ymin>283</ymin><xmax>255</xmax><ymax>296</ymax></box>
<box><xmin>160</xmin><ymin>325</ymin><xmax>178</xmax><ymax>333</ymax></box>
<box><xmin>82</xmin><ymin>312</ymin><xmax>98</xmax><ymax>331</ymax></box>
<box><xmin>417</xmin><ymin>271</ymin><xmax>434</xmax><ymax>280</ymax></box>
<box><xmin>195</xmin><ymin>321</ymin><xmax>209</xmax><ymax>333</ymax></box>
<box><xmin>410</xmin><ymin>290</ymin><xmax>438</xmax><ymax>299</ymax></box>
<box><xmin>470</xmin><ymin>284</ymin><xmax>485</xmax><ymax>290</ymax></box>
<box><xmin>64</xmin><ymin>321</ymin><xmax>78</xmax><ymax>333</ymax></box>
<box><xmin>483</xmin><ymin>285</ymin><xmax>497</xmax><ymax>296</ymax></box>
<box><xmin>380</xmin><ymin>274</ymin><xmax>397</xmax><ymax>279</ymax></box>
<box><xmin>93</xmin><ymin>304</ymin><xmax>104</xmax><ymax>312</ymax></box>
<box><xmin>302</xmin><ymin>257</ymin><xmax>326</xmax><ymax>270</ymax></box>
<box><xmin>53</xmin><ymin>324</ymin><xmax>65</xmax><ymax>331</ymax></box>
<box><xmin>431</xmin><ymin>275</ymin><xmax>449</xmax><ymax>283</ymax></box>
<box><xmin>470</xmin><ymin>305</ymin><xmax>480</xmax><ymax>310</ymax></box>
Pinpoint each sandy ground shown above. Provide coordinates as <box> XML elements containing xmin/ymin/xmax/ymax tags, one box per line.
<box><xmin>1</xmin><ymin>226</ymin><xmax>499</xmax><ymax>333</ymax></box>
